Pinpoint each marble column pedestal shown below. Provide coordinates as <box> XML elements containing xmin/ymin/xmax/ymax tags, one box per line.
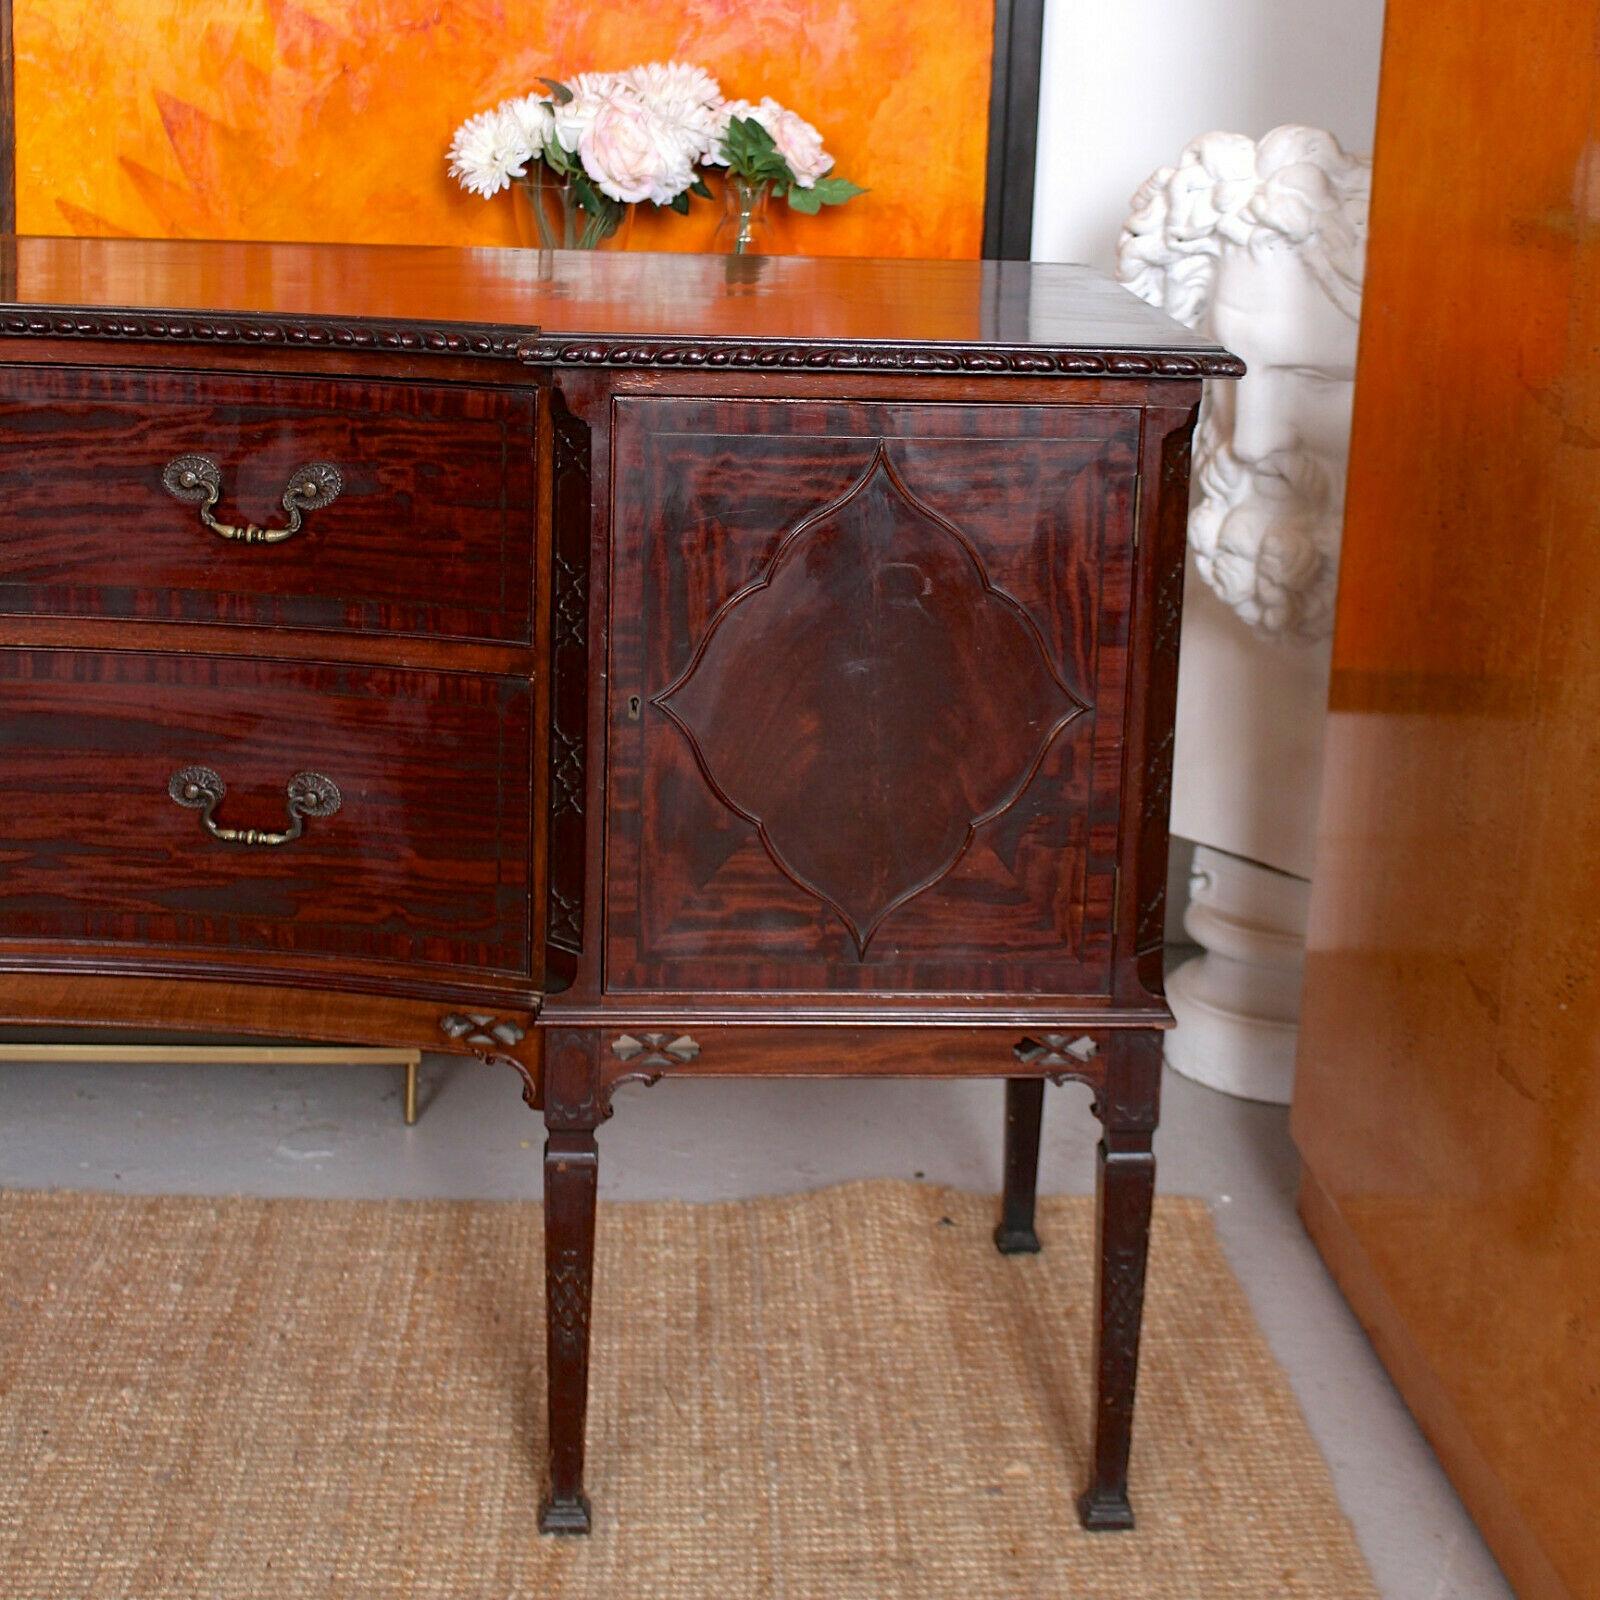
<box><xmin>1165</xmin><ymin>844</ymin><xmax>1310</xmax><ymax>1105</ymax></box>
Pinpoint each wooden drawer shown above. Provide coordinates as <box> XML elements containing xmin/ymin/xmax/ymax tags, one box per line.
<box><xmin>0</xmin><ymin>366</ymin><xmax>538</xmax><ymax>642</ymax></box>
<box><xmin>0</xmin><ymin>649</ymin><xmax>535</xmax><ymax>984</ymax></box>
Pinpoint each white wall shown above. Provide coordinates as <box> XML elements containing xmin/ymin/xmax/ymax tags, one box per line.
<box><xmin>1031</xmin><ymin>0</ymin><xmax>1387</xmax><ymax>270</ymax></box>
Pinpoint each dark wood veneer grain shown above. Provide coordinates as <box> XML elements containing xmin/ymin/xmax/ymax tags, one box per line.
<box><xmin>0</xmin><ymin>648</ymin><xmax>534</xmax><ymax>977</ymax></box>
<box><xmin>0</xmin><ymin>365</ymin><xmax>538</xmax><ymax>642</ymax></box>
<box><xmin>604</xmin><ymin>396</ymin><xmax>1137</xmax><ymax>998</ymax></box>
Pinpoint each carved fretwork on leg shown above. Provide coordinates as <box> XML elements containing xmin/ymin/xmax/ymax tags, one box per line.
<box><xmin>1077</xmin><ymin>1029</ymin><xmax>1162</xmax><ymax>1532</ymax></box>
<box><xmin>995</xmin><ymin>1078</ymin><xmax>1046</xmax><ymax>1253</ymax></box>
<box><xmin>539</xmin><ymin>1029</ymin><xmax>602</xmax><ymax>1535</ymax></box>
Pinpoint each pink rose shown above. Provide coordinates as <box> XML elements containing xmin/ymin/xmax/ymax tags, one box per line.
<box><xmin>752</xmin><ymin>96</ymin><xmax>832</xmax><ymax>188</ymax></box>
<box><xmin>579</xmin><ymin>91</ymin><xmax>693</xmax><ymax>205</ymax></box>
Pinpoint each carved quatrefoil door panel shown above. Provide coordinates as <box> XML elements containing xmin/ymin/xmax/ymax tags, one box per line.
<box><xmin>656</xmin><ymin>444</ymin><xmax>1085</xmax><ymax>954</ymax></box>
<box><xmin>606</xmin><ymin>398</ymin><xmax>1142</xmax><ymax>998</ymax></box>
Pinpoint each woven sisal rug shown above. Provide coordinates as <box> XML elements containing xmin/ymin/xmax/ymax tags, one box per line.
<box><xmin>0</xmin><ymin>1181</ymin><xmax>1374</xmax><ymax>1599</ymax></box>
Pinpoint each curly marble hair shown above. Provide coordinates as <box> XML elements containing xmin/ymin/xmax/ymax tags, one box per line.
<box><xmin>1117</xmin><ymin>125</ymin><xmax>1370</xmax><ymax>327</ymax></box>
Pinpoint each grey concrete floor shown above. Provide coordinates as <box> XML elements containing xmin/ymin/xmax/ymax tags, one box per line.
<box><xmin>0</xmin><ymin>1049</ymin><xmax>1510</xmax><ymax>1600</ymax></box>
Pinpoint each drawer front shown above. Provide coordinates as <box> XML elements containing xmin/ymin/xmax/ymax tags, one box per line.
<box><xmin>604</xmin><ymin>397</ymin><xmax>1139</xmax><ymax>998</ymax></box>
<box><xmin>0</xmin><ymin>650</ymin><xmax>533</xmax><ymax>980</ymax></box>
<box><xmin>0</xmin><ymin>367</ymin><xmax>537</xmax><ymax>641</ymax></box>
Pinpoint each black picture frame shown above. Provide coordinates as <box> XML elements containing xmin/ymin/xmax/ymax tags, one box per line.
<box><xmin>0</xmin><ymin>0</ymin><xmax>13</xmax><ymax>237</ymax></box>
<box><xmin>983</xmin><ymin>0</ymin><xmax>1046</xmax><ymax>259</ymax></box>
<box><xmin>0</xmin><ymin>0</ymin><xmax>1044</xmax><ymax>257</ymax></box>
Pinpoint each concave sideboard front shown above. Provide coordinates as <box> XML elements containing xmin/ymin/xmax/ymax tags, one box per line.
<box><xmin>0</xmin><ymin>332</ymin><xmax>557</xmax><ymax>1038</ymax></box>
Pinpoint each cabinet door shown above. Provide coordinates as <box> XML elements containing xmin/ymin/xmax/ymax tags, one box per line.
<box><xmin>605</xmin><ymin>397</ymin><xmax>1140</xmax><ymax>999</ymax></box>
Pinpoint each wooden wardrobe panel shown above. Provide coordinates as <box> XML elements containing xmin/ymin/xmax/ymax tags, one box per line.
<box><xmin>1291</xmin><ymin>4</ymin><xmax>1600</xmax><ymax>1597</ymax></box>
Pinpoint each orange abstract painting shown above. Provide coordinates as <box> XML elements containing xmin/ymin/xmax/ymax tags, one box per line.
<box><xmin>13</xmin><ymin>1</ymin><xmax>992</xmax><ymax>258</ymax></box>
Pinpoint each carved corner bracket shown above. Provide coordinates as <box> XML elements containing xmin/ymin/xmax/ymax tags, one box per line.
<box><xmin>538</xmin><ymin>1028</ymin><xmax>703</xmax><ymax>1132</ymax></box>
<box><xmin>439</xmin><ymin>1012</ymin><xmax>538</xmax><ymax>1108</ymax></box>
<box><xmin>440</xmin><ymin>1012</ymin><xmax>528</xmax><ymax>1051</ymax></box>
<box><xmin>611</xmin><ymin>1031</ymin><xmax>700</xmax><ymax>1067</ymax></box>
<box><xmin>606</xmin><ymin>1031</ymin><xmax>700</xmax><ymax>1097</ymax></box>
<box><xmin>1013</xmin><ymin>1031</ymin><xmax>1103</xmax><ymax>1090</ymax></box>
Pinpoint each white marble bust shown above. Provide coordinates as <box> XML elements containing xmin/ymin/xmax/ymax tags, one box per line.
<box><xmin>1112</xmin><ymin>126</ymin><xmax>1371</xmax><ymax>1104</ymax></box>
<box><xmin>1118</xmin><ymin>126</ymin><xmax>1370</xmax><ymax>639</ymax></box>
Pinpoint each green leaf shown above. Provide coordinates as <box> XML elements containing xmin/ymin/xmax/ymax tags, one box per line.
<box><xmin>719</xmin><ymin>116</ymin><xmax>795</xmax><ymax>184</ymax></box>
<box><xmin>668</xmin><ymin>191</ymin><xmax>690</xmax><ymax>214</ymax></box>
<box><xmin>810</xmin><ymin>176</ymin><xmax>866</xmax><ymax>206</ymax></box>
<box><xmin>786</xmin><ymin>184</ymin><xmax>823</xmax><ymax>215</ymax></box>
<box><xmin>689</xmin><ymin>177</ymin><xmax>713</xmax><ymax>200</ymax></box>
<box><xmin>732</xmin><ymin>116</ymin><xmax>778</xmax><ymax>156</ymax></box>
<box><xmin>569</xmin><ymin>172</ymin><xmax>622</xmax><ymax>234</ymax></box>
<box><xmin>538</xmin><ymin>77</ymin><xmax>574</xmax><ymax>106</ymax></box>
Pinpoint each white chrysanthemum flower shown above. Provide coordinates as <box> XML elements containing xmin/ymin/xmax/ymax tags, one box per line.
<box><xmin>498</xmin><ymin>93</ymin><xmax>556</xmax><ymax>158</ymax></box>
<box><xmin>447</xmin><ymin>105</ymin><xmax>533</xmax><ymax>198</ymax></box>
<box><xmin>621</xmin><ymin>60</ymin><xmax>723</xmax><ymax>165</ymax></box>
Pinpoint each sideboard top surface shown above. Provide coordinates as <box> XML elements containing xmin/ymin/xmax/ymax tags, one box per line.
<box><xmin>0</xmin><ymin>236</ymin><xmax>1241</xmax><ymax>376</ymax></box>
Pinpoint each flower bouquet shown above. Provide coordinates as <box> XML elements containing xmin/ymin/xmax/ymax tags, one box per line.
<box><xmin>448</xmin><ymin>62</ymin><xmax>863</xmax><ymax>252</ymax></box>
<box><xmin>705</xmin><ymin>96</ymin><xmax>865</xmax><ymax>252</ymax></box>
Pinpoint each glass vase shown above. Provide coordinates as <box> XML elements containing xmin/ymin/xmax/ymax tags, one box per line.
<box><xmin>713</xmin><ymin>176</ymin><xmax>774</xmax><ymax>255</ymax></box>
<box><xmin>514</xmin><ymin>167</ymin><xmax>633</xmax><ymax>250</ymax></box>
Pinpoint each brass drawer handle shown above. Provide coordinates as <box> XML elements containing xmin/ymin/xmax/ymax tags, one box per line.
<box><xmin>167</xmin><ymin>765</ymin><xmax>342</xmax><ymax>847</ymax></box>
<box><xmin>161</xmin><ymin>454</ymin><xmax>343</xmax><ymax>545</ymax></box>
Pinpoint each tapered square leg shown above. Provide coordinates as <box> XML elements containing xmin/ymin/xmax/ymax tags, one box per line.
<box><xmin>995</xmin><ymin>1077</ymin><xmax>1046</xmax><ymax>1253</ymax></box>
<box><xmin>1077</xmin><ymin>1031</ymin><xmax>1160</xmax><ymax>1532</ymax></box>
<box><xmin>539</xmin><ymin>1030</ymin><xmax>602</xmax><ymax>1536</ymax></box>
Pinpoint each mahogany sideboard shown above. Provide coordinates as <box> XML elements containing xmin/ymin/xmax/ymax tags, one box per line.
<box><xmin>0</xmin><ymin>238</ymin><xmax>1240</xmax><ymax>1534</ymax></box>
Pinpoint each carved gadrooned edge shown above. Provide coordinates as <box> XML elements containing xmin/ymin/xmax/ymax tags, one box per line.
<box><xmin>0</xmin><ymin>314</ymin><xmax>1241</xmax><ymax>376</ymax></box>
<box><xmin>0</xmin><ymin>308</ymin><xmax>531</xmax><ymax>359</ymax></box>
<box><xmin>516</xmin><ymin>338</ymin><xmax>1245</xmax><ymax>379</ymax></box>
